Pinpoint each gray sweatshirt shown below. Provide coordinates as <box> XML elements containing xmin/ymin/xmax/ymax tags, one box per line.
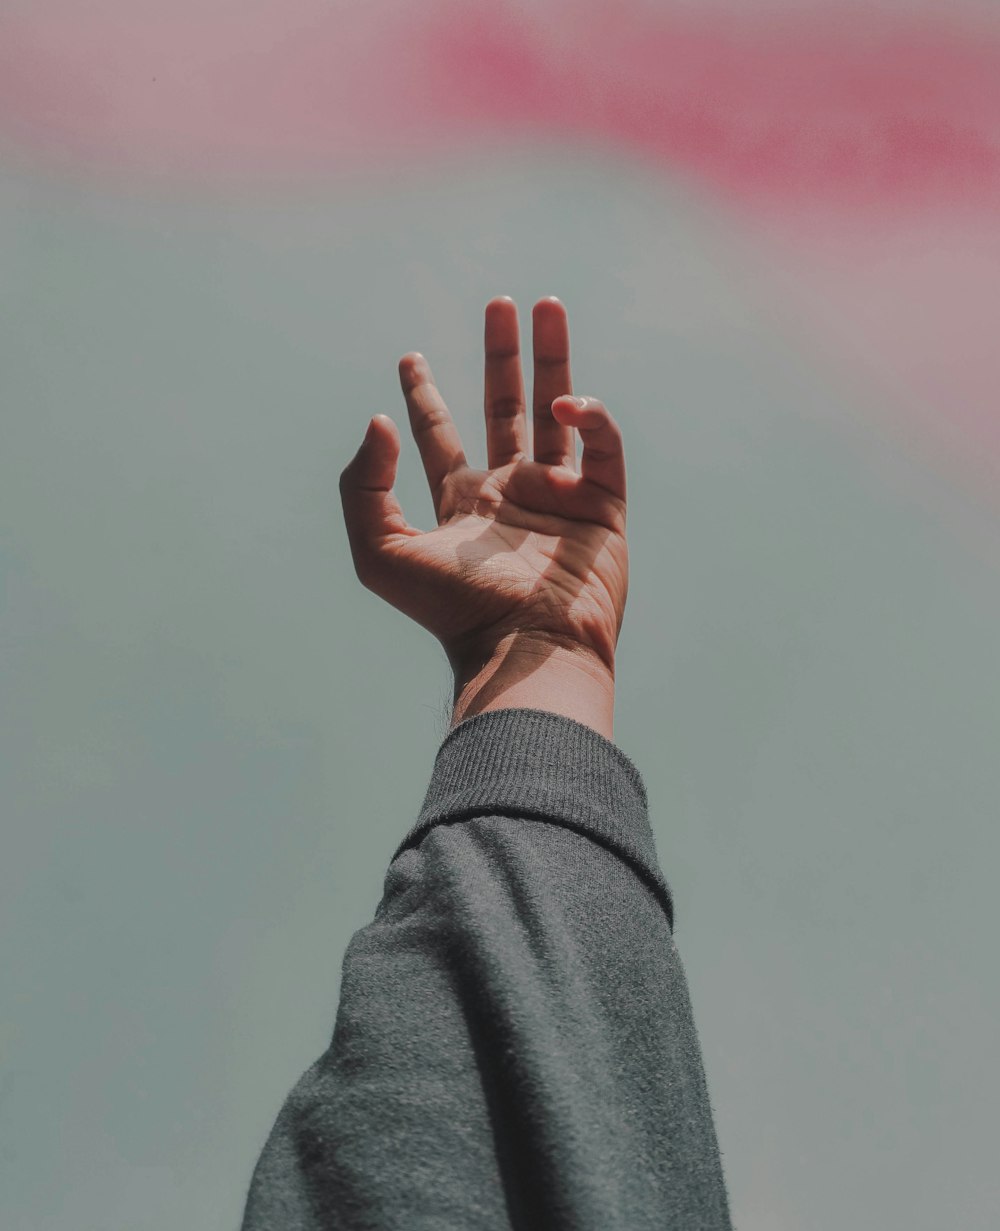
<box><xmin>240</xmin><ymin>706</ymin><xmax>733</xmax><ymax>1229</ymax></box>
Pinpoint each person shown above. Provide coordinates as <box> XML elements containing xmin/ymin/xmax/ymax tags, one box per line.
<box><xmin>239</xmin><ymin>296</ymin><xmax>733</xmax><ymax>1229</ymax></box>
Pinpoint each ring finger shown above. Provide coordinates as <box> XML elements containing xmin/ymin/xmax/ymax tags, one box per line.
<box><xmin>531</xmin><ymin>298</ymin><xmax>576</xmax><ymax>470</ymax></box>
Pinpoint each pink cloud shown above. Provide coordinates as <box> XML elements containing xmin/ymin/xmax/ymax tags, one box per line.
<box><xmin>2</xmin><ymin>0</ymin><xmax>998</xmax><ymax>493</ymax></box>
<box><xmin>1</xmin><ymin>1</ymin><xmax>996</xmax><ymax>208</ymax></box>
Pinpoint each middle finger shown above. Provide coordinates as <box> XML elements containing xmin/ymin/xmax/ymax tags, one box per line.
<box><xmin>484</xmin><ymin>296</ymin><xmax>528</xmax><ymax>470</ymax></box>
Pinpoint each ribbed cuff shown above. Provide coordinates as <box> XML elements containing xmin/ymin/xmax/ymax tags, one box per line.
<box><xmin>389</xmin><ymin>707</ymin><xmax>674</xmax><ymax>929</ymax></box>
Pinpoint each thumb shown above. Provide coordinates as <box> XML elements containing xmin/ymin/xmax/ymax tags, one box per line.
<box><xmin>338</xmin><ymin>415</ymin><xmax>412</xmax><ymax>579</ymax></box>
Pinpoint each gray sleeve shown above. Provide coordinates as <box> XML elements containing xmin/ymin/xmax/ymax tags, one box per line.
<box><xmin>239</xmin><ymin>706</ymin><xmax>732</xmax><ymax>1231</ymax></box>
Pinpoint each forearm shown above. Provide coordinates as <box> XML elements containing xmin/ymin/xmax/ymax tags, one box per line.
<box><xmin>449</xmin><ymin>633</ymin><xmax>616</xmax><ymax>741</ymax></box>
<box><xmin>241</xmin><ymin>708</ymin><xmax>732</xmax><ymax>1230</ymax></box>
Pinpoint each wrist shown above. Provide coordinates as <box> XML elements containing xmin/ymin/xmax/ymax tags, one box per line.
<box><xmin>449</xmin><ymin>632</ymin><xmax>616</xmax><ymax>741</ymax></box>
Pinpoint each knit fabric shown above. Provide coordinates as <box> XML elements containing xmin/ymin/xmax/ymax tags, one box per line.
<box><xmin>240</xmin><ymin>706</ymin><xmax>732</xmax><ymax>1230</ymax></box>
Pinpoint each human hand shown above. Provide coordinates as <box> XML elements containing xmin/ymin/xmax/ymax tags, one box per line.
<box><xmin>338</xmin><ymin>296</ymin><xmax>629</xmax><ymax>682</ymax></box>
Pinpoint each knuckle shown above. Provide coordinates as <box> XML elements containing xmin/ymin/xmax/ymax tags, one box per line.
<box><xmin>413</xmin><ymin>408</ymin><xmax>447</xmax><ymax>434</ymax></box>
<box><xmin>490</xmin><ymin>394</ymin><xmax>523</xmax><ymax>419</ymax></box>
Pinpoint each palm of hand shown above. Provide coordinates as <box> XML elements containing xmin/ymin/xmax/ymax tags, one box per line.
<box><xmin>339</xmin><ymin>297</ymin><xmax>629</xmax><ymax>676</ymax></box>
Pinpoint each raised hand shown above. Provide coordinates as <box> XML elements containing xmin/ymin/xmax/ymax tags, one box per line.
<box><xmin>338</xmin><ymin>296</ymin><xmax>629</xmax><ymax>684</ymax></box>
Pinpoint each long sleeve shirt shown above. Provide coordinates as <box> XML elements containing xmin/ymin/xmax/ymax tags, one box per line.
<box><xmin>239</xmin><ymin>706</ymin><xmax>733</xmax><ymax>1230</ymax></box>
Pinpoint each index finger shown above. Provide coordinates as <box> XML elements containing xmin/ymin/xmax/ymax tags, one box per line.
<box><xmin>398</xmin><ymin>352</ymin><xmax>468</xmax><ymax>521</ymax></box>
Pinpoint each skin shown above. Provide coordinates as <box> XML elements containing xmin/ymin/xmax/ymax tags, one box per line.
<box><xmin>338</xmin><ymin>296</ymin><xmax>629</xmax><ymax>740</ymax></box>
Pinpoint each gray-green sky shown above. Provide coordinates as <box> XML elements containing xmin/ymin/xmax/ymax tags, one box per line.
<box><xmin>3</xmin><ymin>145</ymin><xmax>1000</xmax><ymax>1229</ymax></box>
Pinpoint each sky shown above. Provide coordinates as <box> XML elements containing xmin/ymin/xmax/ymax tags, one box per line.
<box><xmin>2</xmin><ymin>2</ymin><xmax>1000</xmax><ymax>1228</ymax></box>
